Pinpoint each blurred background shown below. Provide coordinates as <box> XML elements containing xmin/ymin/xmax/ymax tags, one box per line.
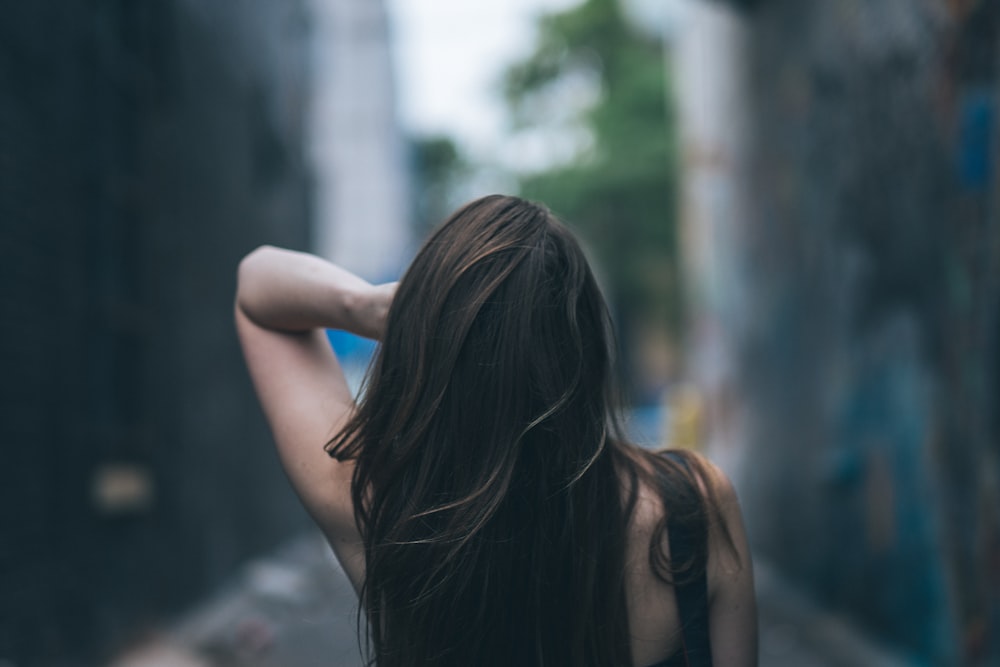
<box><xmin>1</xmin><ymin>0</ymin><xmax>998</xmax><ymax>665</ymax></box>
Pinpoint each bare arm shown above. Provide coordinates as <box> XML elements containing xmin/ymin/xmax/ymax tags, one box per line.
<box><xmin>235</xmin><ymin>245</ymin><xmax>394</xmax><ymax>586</ymax></box>
<box><xmin>237</xmin><ymin>245</ymin><xmax>393</xmax><ymax>338</ymax></box>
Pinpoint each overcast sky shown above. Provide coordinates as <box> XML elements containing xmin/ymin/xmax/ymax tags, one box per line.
<box><xmin>385</xmin><ymin>0</ymin><xmax>582</xmax><ymax>161</ymax></box>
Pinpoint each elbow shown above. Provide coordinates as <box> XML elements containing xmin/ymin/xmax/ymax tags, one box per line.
<box><xmin>238</xmin><ymin>245</ymin><xmax>277</xmax><ymax>281</ymax></box>
<box><xmin>236</xmin><ymin>245</ymin><xmax>276</xmax><ymax>300</ymax></box>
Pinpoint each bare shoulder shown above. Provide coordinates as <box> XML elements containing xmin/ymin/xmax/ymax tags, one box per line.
<box><xmin>622</xmin><ymin>460</ymin><xmax>683</xmax><ymax>665</ymax></box>
<box><xmin>695</xmin><ymin>457</ymin><xmax>748</xmax><ymax>586</ymax></box>
<box><xmin>642</xmin><ymin>448</ymin><xmax>759</xmax><ymax>666</ymax></box>
<box><xmin>690</xmin><ymin>453</ymin><xmax>759</xmax><ymax>667</ymax></box>
<box><xmin>658</xmin><ymin>451</ymin><xmax>749</xmax><ymax>586</ymax></box>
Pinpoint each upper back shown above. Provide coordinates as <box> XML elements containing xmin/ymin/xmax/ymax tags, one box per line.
<box><xmin>624</xmin><ymin>476</ymin><xmax>685</xmax><ymax>666</ymax></box>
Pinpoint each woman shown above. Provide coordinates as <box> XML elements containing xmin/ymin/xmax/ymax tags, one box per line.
<box><xmin>235</xmin><ymin>195</ymin><xmax>757</xmax><ymax>666</ymax></box>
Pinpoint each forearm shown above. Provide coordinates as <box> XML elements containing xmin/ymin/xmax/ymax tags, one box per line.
<box><xmin>236</xmin><ymin>245</ymin><xmax>383</xmax><ymax>338</ymax></box>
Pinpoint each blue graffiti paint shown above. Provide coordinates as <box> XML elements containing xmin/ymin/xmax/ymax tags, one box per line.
<box><xmin>832</xmin><ymin>321</ymin><xmax>956</xmax><ymax>663</ymax></box>
<box><xmin>957</xmin><ymin>89</ymin><xmax>996</xmax><ymax>191</ymax></box>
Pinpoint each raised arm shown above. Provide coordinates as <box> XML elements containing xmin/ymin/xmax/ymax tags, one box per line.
<box><xmin>237</xmin><ymin>245</ymin><xmax>393</xmax><ymax>338</ymax></box>
<box><xmin>235</xmin><ymin>245</ymin><xmax>394</xmax><ymax>585</ymax></box>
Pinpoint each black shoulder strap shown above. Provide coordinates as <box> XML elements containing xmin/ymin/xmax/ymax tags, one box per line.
<box><xmin>664</xmin><ymin>452</ymin><xmax>713</xmax><ymax>667</ymax></box>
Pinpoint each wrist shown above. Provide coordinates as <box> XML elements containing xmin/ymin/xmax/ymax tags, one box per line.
<box><xmin>347</xmin><ymin>282</ymin><xmax>395</xmax><ymax>341</ymax></box>
<box><xmin>338</xmin><ymin>283</ymin><xmax>371</xmax><ymax>337</ymax></box>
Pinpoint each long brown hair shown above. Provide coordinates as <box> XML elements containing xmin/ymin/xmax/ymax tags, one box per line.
<box><xmin>328</xmin><ymin>195</ymin><xmax>722</xmax><ymax>666</ymax></box>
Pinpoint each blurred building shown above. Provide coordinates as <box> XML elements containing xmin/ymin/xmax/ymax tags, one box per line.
<box><xmin>0</xmin><ymin>0</ymin><xmax>406</xmax><ymax>664</ymax></box>
<box><xmin>308</xmin><ymin>0</ymin><xmax>413</xmax><ymax>385</ymax></box>
<box><xmin>308</xmin><ymin>0</ymin><xmax>411</xmax><ymax>281</ymax></box>
<box><xmin>675</xmin><ymin>1</ymin><xmax>999</xmax><ymax>664</ymax></box>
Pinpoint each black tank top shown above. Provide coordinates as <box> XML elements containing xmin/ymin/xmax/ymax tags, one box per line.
<box><xmin>643</xmin><ymin>452</ymin><xmax>713</xmax><ymax>667</ymax></box>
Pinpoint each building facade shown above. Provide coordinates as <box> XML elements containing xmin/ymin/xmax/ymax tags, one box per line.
<box><xmin>676</xmin><ymin>1</ymin><xmax>1000</xmax><ymax>663</ymax></box>
<box><xmin>0</xmin><ymin>0</ymin><xmax>406</xmax><ymax>663</ymax></box>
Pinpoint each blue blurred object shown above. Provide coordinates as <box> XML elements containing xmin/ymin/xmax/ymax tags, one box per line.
<box><xmin>957</xmin><ymin>89</ymin><xmax>996</xmax><ymax>191</ymax></box>
<box><xmin>626</xmin><ymin>404</ymin><xmax>666</xmax><ymax>448</ymax></box>
<box><xmin>326</xmin><ymin>329</ymin><xmax>377</xmax><ymax>365</ymax></box>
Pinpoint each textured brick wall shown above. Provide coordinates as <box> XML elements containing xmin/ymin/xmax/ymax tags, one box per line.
<box><xmin>0</xmin><ymin>1</ymin><xmax>314</xmax><ymax>663</ymax></box>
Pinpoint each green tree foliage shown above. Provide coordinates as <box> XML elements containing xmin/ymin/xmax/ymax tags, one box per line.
<box><xmin>503</xmin><ymin>0</ymin><xmax>678</xmax><ymax>340</ymax></box>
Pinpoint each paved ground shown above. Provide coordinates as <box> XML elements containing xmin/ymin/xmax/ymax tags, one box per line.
<box><xmin>753</xmin><ymin>563</ymin><xmax>910</xmax><ymax>667</ymax></box>
<box><xmin>110</xmin><ymin>532</ymin><xmax>911</xmax><ymax>667</ymax></box>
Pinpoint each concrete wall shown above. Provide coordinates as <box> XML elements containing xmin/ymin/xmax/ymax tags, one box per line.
<box><xmin>0</xmin><ymin>1</ymin><xmax>315</xmax><ymax>663</ymax></box>
<box><xmin>678</xmin><ymin>1</ymin><xmax>1000</xmax><ymax>663</ymax></box>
